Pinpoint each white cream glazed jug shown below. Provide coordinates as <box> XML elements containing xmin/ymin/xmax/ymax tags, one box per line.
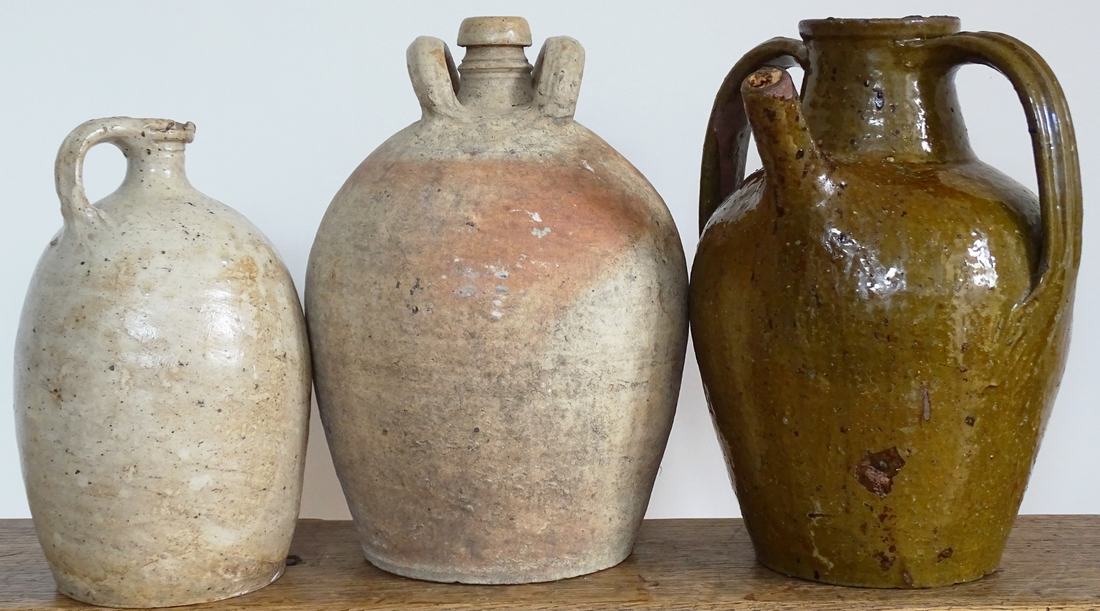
<box><xmin>15</xmin><ymin>117</ymin><xmax>311</xmax><ymax>607</ymax></box>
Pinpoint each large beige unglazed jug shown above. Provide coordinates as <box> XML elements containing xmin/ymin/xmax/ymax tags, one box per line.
<box><xmin>307</xmin><ymin>17</ymin><xmax>689</xmax><ymax>584</ymax></box>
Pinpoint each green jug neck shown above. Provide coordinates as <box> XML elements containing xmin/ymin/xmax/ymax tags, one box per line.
<box><xmin>799</xmin><ymin>17</ymin><xmax>975</xmax><ymax>163</ymax></box>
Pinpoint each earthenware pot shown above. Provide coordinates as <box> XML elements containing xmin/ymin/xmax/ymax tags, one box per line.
<box><xmin>692</xmin><ymin>17</ymin><xmax>1080</xmax><ymax>587</ymax></box>
<box><xmin>15</xmin><ymin>117</ymin><xmax>311</xmax><ymax>607</ymax></box>
<box><xmin>306</xmin><ymin>16</ymin><xmax>688</xmax><ymax>584</ymax></box>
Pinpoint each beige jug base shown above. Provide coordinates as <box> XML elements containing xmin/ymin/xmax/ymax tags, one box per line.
<box><xmin>363</xmin><ymin>545</ymin><xmax>632</xmax><ymax>585</ymax></box>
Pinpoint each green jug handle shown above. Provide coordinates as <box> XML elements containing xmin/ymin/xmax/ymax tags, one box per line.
<box><xmin>917</xmin><ymin>32</ymin><xmax>1081</xmax><ymax>304</ymax></box>
<box><xmin>55</xmin><ymin>117</ymin><xmax>195</xmax><ymax>228</ymax></box>
<box><xmin>699</xmin><ymin>37</ymin><xmax>808</xmax><ymax>233</ymax></box>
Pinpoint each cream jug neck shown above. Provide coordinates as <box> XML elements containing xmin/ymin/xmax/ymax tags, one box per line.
<box><xmin>121</xmin><ymin>141</ymin><xmax>190</xmax><ymax>190</ymax></box>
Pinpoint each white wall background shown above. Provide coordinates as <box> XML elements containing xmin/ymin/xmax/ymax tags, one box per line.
<box><xmin>0</xmin><ymin>1</ymin><xmax>1096</xmax><ymax>521</ymax></box>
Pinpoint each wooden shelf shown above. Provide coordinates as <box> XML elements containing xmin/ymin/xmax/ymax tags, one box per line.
<box><xmin>2</xmin><ymin>516</ymin><xmax>1098</xmax><ymax>610</ymax></box>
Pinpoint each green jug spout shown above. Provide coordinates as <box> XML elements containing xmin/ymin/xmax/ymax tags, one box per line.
<box><xmin>741</xmin><ymin>67</ymin><xmax>834</xmax><ymax>199</ymax></box>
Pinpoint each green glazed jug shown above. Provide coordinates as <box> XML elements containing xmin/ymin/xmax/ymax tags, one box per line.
<box><xmin>692</xmin><ymin>17</ymin><xmax>1080</xmax><ymax>587</ymax></box>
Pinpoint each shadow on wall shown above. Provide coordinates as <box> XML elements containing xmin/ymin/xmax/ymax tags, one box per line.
<box><xmin>300</xmin><ymin>394</ymin><xmax>352</xmax><ymax>520</ymax></box>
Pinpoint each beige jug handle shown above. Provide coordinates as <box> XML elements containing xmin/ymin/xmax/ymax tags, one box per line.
<box><xmin>532</xmin><ymin>36</ymin><xmax>584</xmax><ymax>120</ymax></box>
<box><xmin>408</xmin><ymin>33</ymin><xmax>583</xmax><ymax>121</ymax></box>
<box><xmin>918</xmin><ymin>32</ymin><xmax>1081</xmax><ymax>304</ymax></box>
<box><xmin>407</xmin><ymin>36</ymin><xmax>463</xmax><ymax>119</ymax></box>
<box><xmin>55</xmin><ymin>117</ymin><xmax>195</xmax><ymax>227</ymax></box>
<box><xmin>699</xmin><ymin>37</ymin><xmax>808</xmax><ymax>233</ymax></box>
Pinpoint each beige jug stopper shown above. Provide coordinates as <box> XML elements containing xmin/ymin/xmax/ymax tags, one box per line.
<box><xmin>457</xmin><ymin>16</ymin><xmax>532</xmax><ymax>47</ymax></box>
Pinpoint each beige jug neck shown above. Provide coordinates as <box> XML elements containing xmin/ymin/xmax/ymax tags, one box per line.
<box><xmin>456</xmin><ymin>45</ymin><xmax>535</xmax><ymax>111</ymax></box>
<box><xmin>455</xmin><ymin>16</ymin><xmax>535</xmax><ymax>112</ymax></box>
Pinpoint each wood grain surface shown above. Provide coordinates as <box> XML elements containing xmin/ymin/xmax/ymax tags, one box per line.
<box><xmin>2</xmin><ymin>516</ymin><xmax>1098</xmax><ymax>610</ymax></box>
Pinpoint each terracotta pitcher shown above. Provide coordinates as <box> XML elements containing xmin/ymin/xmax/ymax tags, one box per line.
<box><xmin>15</xmin><ymin>118</ymin><xmax>311</xmax><ymax>607</ymax></box>
<box><xmin>692</xmin><ymin>17</ymin><xmax>1080</xmax><ymax>587</ymax></box>
<box><xmin>306</xmin><ymin>17</ymin><xmax>688</xmax><ymax>584</ymax></box>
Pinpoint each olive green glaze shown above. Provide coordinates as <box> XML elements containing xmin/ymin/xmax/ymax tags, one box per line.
<box><xmin>692</xmin><ymin>17</ymin><xmax>1081</xmax><ymax>588</ymax></box>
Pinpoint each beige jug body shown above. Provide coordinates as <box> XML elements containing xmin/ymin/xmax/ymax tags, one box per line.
<box><xmin>306</xmin><ymin>17</ymin><xmax>689</xmax><ymax>584</ymax></box>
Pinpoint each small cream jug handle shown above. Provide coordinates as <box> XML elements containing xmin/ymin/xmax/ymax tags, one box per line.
<box><xmin>54</xmin><ymin>117</ymin><xmax>195</xmax><ymax>227</ymax></box>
